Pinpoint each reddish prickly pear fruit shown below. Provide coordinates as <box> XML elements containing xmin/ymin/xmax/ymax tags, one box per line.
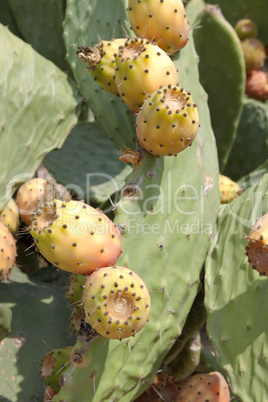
<box><xmin>128</xmin><ymin>0</ymin><xmax>189</xmax><ymax>55</ymax></box>
<box><xmin>40</xmin><ymin>346</ymin><xmax>72</xmax><ymax>392</ymax></box>
<box><xmin>234</xmin><ymin>18</ymin><xmax>258</xmax><ymax>40</ymax></box>
<box><xmin>136</xmin><ymin>85</ymin><xmax>199</xmax><ymax>156</ymax></box>
<box><xmin>219</xmin><ymin>174</ymin><xmax>243</xmax><ymax>204</ymax></box>
<box><xmin>241</xmin><ymin>38</ymin><xmax>266</xmax><ymax>73</ymax></box>
<box><xmin>176</xmin><ymin>371</ymin><xmax>231</xmax><ymax>401</ymax></box>
<box><xmin>135</xmin><ymin>371</ymin><xmax>180</xmax><ymax>401</ymax></box>
<box><xmin>76</xmin><ymin>38</ymin><xmax>126</xmax><ymax>95</ymax></box>
<box><xmin>16</xmin><ymin>178</ymin><xmax>55</xmax><ymax>226</ymax></box>
<box><xmin>43</xmin><ymin>385</ymin><xmax>57</xmax><ymax>401</ymax></box>
<box><xmin>30</xmin><ymin>199</ymin><xmax>122</xmax><ymax>275</ymax></box>
<box><xmin>114</xmin><ymin>37</ymin><xmax>179</xmax><ymax>113</ymax></box>
<box><xmin>0</xmin><ymin>222</ymin><xmax>16</xmax><ymax>280</ymax></box>
<box><xmin>82</xmin><ymin>266</ymin><xmax>151</xmax><ymax>340</ymax></box>
<box><xmin>246</xmin><ymin>212</ymin><xmax>268</xmax><ymax>276</ymax></box>
<box><xmin>0</xmin><ymin>198</ymin><xmax>20</xmax><ymax>234</ymax></box>
<box><xmin>245</xmin><ymin>70</ymin><xmax>268</xmax><ymax>101</ymax></box>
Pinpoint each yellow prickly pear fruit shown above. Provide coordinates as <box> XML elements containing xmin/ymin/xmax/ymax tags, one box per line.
<box><xmin>219</xmin><ymin>174</ymin><xmax>242</xmax><ymax>204</ymax></box>
<box><xmin>128</xmin><ymin>0</ymin><xmax>189</xmax><ymax>55</ymax></box>
<box><xmin>30</xmin><ymin>199</ymin><xmax>122</xmax><ymax>275</ymax></box>
<box><xmin>16</xmin><ymin>178</ymin><xmax>55</xmax><ymax>226</ymax></box>
<box><xmin>136</xmin><ymin>85</ymin><xmax>199</xmax><ymax>156</ymax></box>
<box><xmin>246</xmin><ymin>212</ymin><xmax>268</xmax><ymax>276</ymax></box>
<box><xmin>77</xmin><ymin>38</ymin><xmax>126</xmax><ymax>95</ymax></box>
<box><xmin>0</xmin><ymin>222</ymin><xmax>16</xmax><ymax>280</ymax></box>
<box><xmin>83</xmin><ymin>266</ymin><xmax>151</xmax><ymax>340</ymax></box>
<box><xmin>115</xmin><ymin>37</ymin><xmax>179</xmax><ymax>113</ymax></box>
<box><xmin>0</xmin><ymin>198</ymin><xmax>20</xmax><ymax>234</ymax></box>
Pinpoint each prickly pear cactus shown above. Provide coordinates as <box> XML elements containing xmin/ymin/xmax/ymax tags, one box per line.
<box><xmin>52</xmin><ymin>1</ymin><xmax>220</xmax><ymax>398</ymax></box>
<box><xmin>205</xmin><ymin>162</ymin><xmax>268</xmax><ymax>401</ymax></box>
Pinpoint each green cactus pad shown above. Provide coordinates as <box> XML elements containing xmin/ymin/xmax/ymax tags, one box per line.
<box><xmin>205</xmin><ymin>162</ymin><xmax>268</xmax><ymax>401</ymax></box>
<box><xmin>0</xmin><ymin>305</ymin><xmax>12</xmax><ymax>342</ymax></box>
<box><xmin>41</xmin><ymin>346</ymin><xmax>73</xmax><ymax>392</ymax></box>
<box><xmin>63</xmin><ymin>0</ymin><xmax>136</xmax><ymax>149</ymax></box>
<box><xmin>0</xmin><ymin>24</ymin><xmax>78</xmax><ymax>211</ymax></box>
<box><xmin>44</xmin><ymin>122</ymin><xmax>132</xmax><ymax>206</ymax></box>
<box><xmin>191</xmin><ymin>3</ymin><xmax>245</xmax><ymax>171</ymax></box>
<box><xmin>0</xmin><ymin>267</ymin><xmax>75</xmax><ymax>400</ymax></box>
<box><xmin>53</xmin><ymin>26</ymin><xmax>220</xmax><ymax>400</ymax></box>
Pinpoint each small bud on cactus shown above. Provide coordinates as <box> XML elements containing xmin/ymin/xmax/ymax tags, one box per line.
<box><xmin>16</xmin><ymin>178</ymin><xmax>55</xmax><ymax>226</ymax></box>
<box><xmin>128</xmin><ymin>0</ymin><xmax>189</xmax><ymax>55</ymax></box>
<box><xmin>0</xmin><ymin>222</ymin><xmax>16</xmax><ymax>280</ymax></box>
<box><xmin>245</xmin><ymin>70</ymin><xmax>268</xmax><ymax>102</ymax></box>
<box><xmin>115</xmin><ymin>37</ymin><xmax>179</xmax><ymax>113</ymax></box>
<box><xmin>76</xmin><ymin>38</ymin><xmax>126</xmax><ymax>95</ymax></box>
<box><xmin>219</xmin><ymin>174</ymin><xmax>243</xmax><ymax>204</ymax></box>
<box><xmin>0</xmin><ymin>198</ymin><xmax>20</xmax><ymax>234</ymax></box>
<box><xmin>234</xmin><ymin>18</ymin><xmax>258</xmax><ymax>40</ymax></box>
<box><xmin>241</xmin><ymin>38</ymin><xmax>266</xmax><ymax>73</ymax></box>
<box><xmin>82</xmin><ymin>266</ymin><xmax>151</xmax><ymax>340</ymax></box>
<box><xmin>177</xmin><ymin>371</ymin><xmax>231</xmax><ymax>401</ymax></box>
<box><xmin>136</xmin><ymin>85</ymin><xmax>199</xmax><ymax>156</ymax></box>
<box><xmin>246</xmin><ymin>212</ymin><xmax>268</xmax><ymax>276</ymax></box>
<box><xmin>30</xmin><ymin>199</ymin><xmax>122</xmax><ymax>275</ymax></box>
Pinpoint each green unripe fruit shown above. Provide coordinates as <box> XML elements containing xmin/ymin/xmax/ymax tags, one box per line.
<box><xmin>77</xmin><ymin>38</ymin><xmax>126</xmax><ymax>95</ymax></box>
<box><xmin>128</xmin><ymin>0</ymin><xmax>189</xmax><ymax>55</ymax></box>
<box><xmin>241</xmin><ymin>38</ymin><xmax>266</xmax><ymax>73</ymax></box>
<box><xmin>136</xmin><ymin>85</ymin><xmax>199</xmax><ymax>156</ymax></box>
<box><xmin>83</xmin><ymin>266</ymin><xmax>151</xmax><ymax>340</ymax></box>
<box><xmin>115</xmin><ymin>37</ymin><xmax>179</xmax><ymax>113</ymax></box>
<box><xmin>235</xmin><ymin>18</ymin><xmax>258</xmax><ymax>40</ymax></box>
<box><xmin>30</xmin><ymin>199</ymin><xmax>122</xmax><ymax>275</ymax></box>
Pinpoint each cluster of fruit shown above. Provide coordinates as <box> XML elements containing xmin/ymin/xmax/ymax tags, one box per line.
<box><xmin>235</xmin><ymin>18</ymin><xmax>268</xmax><ymax>101</ymax></box>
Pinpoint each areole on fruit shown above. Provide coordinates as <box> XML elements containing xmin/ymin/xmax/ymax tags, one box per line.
<box><xmin>82</xmin><ymin>266</ymin><xmax>151</xmax><ymax>340</ymax></box>
<box><xmin>136</xmin><ymin>85</ymin><xmax>199</xmax><ymax>156</ymax></box>
<box><xmin>128</xmin><ymin>0</ymin><xmax>189</xmax><ymax>55</ymax></box>
<box><xmin>246</xmin><ymin>212</ymin><xmax>268</xmax><ymax>276</ymax></box>
<box><xmin>115</xmin><ymin>37</ymin><xmax>179</xmax><ymax>113</ymax></box>
<box><xmin>30</xmin><ymin>199</ymin><xmax>122</xmax><ymax>275</ymax></box>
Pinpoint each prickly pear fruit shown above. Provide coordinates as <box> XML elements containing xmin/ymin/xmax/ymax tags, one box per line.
<box><xmin>177</xmin><ymin>371</ymin><xmax>231</xmax><ymax>401</ymax></box>
<box><xmin>0</xmin><ymin>222</ymin><xmax>16</xmax><ymax>280</ymax></box>
<box><xmin>235</xmin><ymin>18</ymin><xmax>258</xmax><ymax>40</ymax></box>
<box><xmin>115</xmin><ymin>37</ymin><xmax>179</xmax><ymax>113</ymax></box>
<box><xmin>40</xmin><ymin>346</ymin><xmax>72</xmax><ymax>392</ymax></box>
<box><xmin>246</xmin><ymin>212</ymin><xmax>268</xmax><ymax>276</ymax></box>
<box><xmin>135</xmin><ymin>371</ymin><xmax>180</xmax><ymax>402</ymax></box>
<box><xmin>44</xmin><ymin>385</ymin><xmax>57</xmax><ymax>401</ymax></box>
<box><xmin>16</xmin><ymin>178</ymin><xmax>54</xmax><ymax>226</ymax></box>
<box><xmin>245</xmin><ymin>70</ymin><xmax>268</xmax><ymax>101</ymax></box>
<box><xmin>241</xmin><ymin>38</ymin><xmax>266</xmax><ymax>73</ymax></box>
<box><xmin>136</xmin><ymin>85</ymin><xmax>199</xmax><ymax>156</ymax></box>
<box><xmin>219</xmin><ymin>174</ymin><xmax>242</xmax><ymax>204</ymax></box>
<box><xmin>128</xmin><ymin>0</ymin><xmax>189</xmax><ymax>55</ymax></box>
<box><xmin>0</xmin><ymin>198</ymin><xmax>20</xmax><ymax>234</ymax></box>
<box><xmin>82</xmin><ymin>266</ymin><xmax>151</xmax><ymax>340</ymax></box>
<box><xmin>76</xmin><ymin>38</ymin><xmax>126</xmax><ymax>95</ymax></box>
<box><xmin>30</xmin><ymin>199</ymin><xmax>122</xmax><ymax>275</ymax></box>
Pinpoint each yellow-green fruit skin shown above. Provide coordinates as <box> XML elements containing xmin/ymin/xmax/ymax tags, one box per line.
<box><xmin>128</xmin><ymin>0</ymin><xmax>189</xmax><ymax>55</ymax></box>
<box><xmin>0</xmin><ymin>198</ymin><xmax>20</xmax><ymax>234</ymax></box>
<box><xmin>136</xmin><ymin>85</ymin><xmax>199</xmax><ymax>156</ymax></box>
<box><xmin>246</xmin><ymin>212</ymin><xmax>268</xmax><ymax>276</ymax></box>
<box><xmin>83</xmin><ymin>266</ymin><xmax>151</xmax><ymax>340</ymax></box>
<box><xmin>115</xmin><ymin>38</ymin><xmax>179</xmax><ymax>113</ymax></box>
<box><xmin>30</xmin><ymin>200</ymin><xmax>122</xmax><ymax>275</ymax></box>
<box><xmin>0</xmin><ymin>222</ymin><xmax>16</xmax><ymax>280</ymax></box>
<box><xmin>219</xmin><ymin>174</ymin><xmax>242</xmax><ymax>204</ymax></box>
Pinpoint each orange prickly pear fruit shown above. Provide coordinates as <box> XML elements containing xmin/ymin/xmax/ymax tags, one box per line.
<box><xmin>0</xmin><ymin>222</ymin><xmax>16</xmax><ymax>280</ymax></box>
<box><xmin>136</xmin><ymin>85</ymin><xmax>199</xmax><ymax>156</ymax></box>
<box><xmin>128</xmin><ymin>0</ymin><xmax>189</xmax><ymax>55</ymax></box>
<box><xmin>245</xmin><ymin>70</ymin><xmax>268</xmax><ymax>102</ymax></box>
<box><xmin>83</xmin><ymin>266</ymin><xmax>151</xmax><ymax>340</ymax></box>
<box><xmin>30</xmin><ymin>199</ymin><xmax>122</xmax><ymax>275</ymax></box>
<box><xmin>114</xmin><ymin>37</ymin><xmax>179</xmax><ymax>113</ymax></box>
<box><xmin>246</xmin><ymin>212</ymin><xmax>268</xmax><ymax>276</ymax></box>
<box><xmin>219</xmin><ymin>174</ymin><xmax>243</xmax><ymax>204</ymax></box>
<box><xmin>0</xmin><ymin>198</ymin><xmax>20</xmax><ymax>234</ymax></box>
<box><xmin>136</xmin><ymin>371</ymin><xmax>180</xmax><ymax>401</ymax></box>
<box><xmin>77</xmin><ymin>38</ymin><xmax>126</xmax><ymax>95</ymax></box>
